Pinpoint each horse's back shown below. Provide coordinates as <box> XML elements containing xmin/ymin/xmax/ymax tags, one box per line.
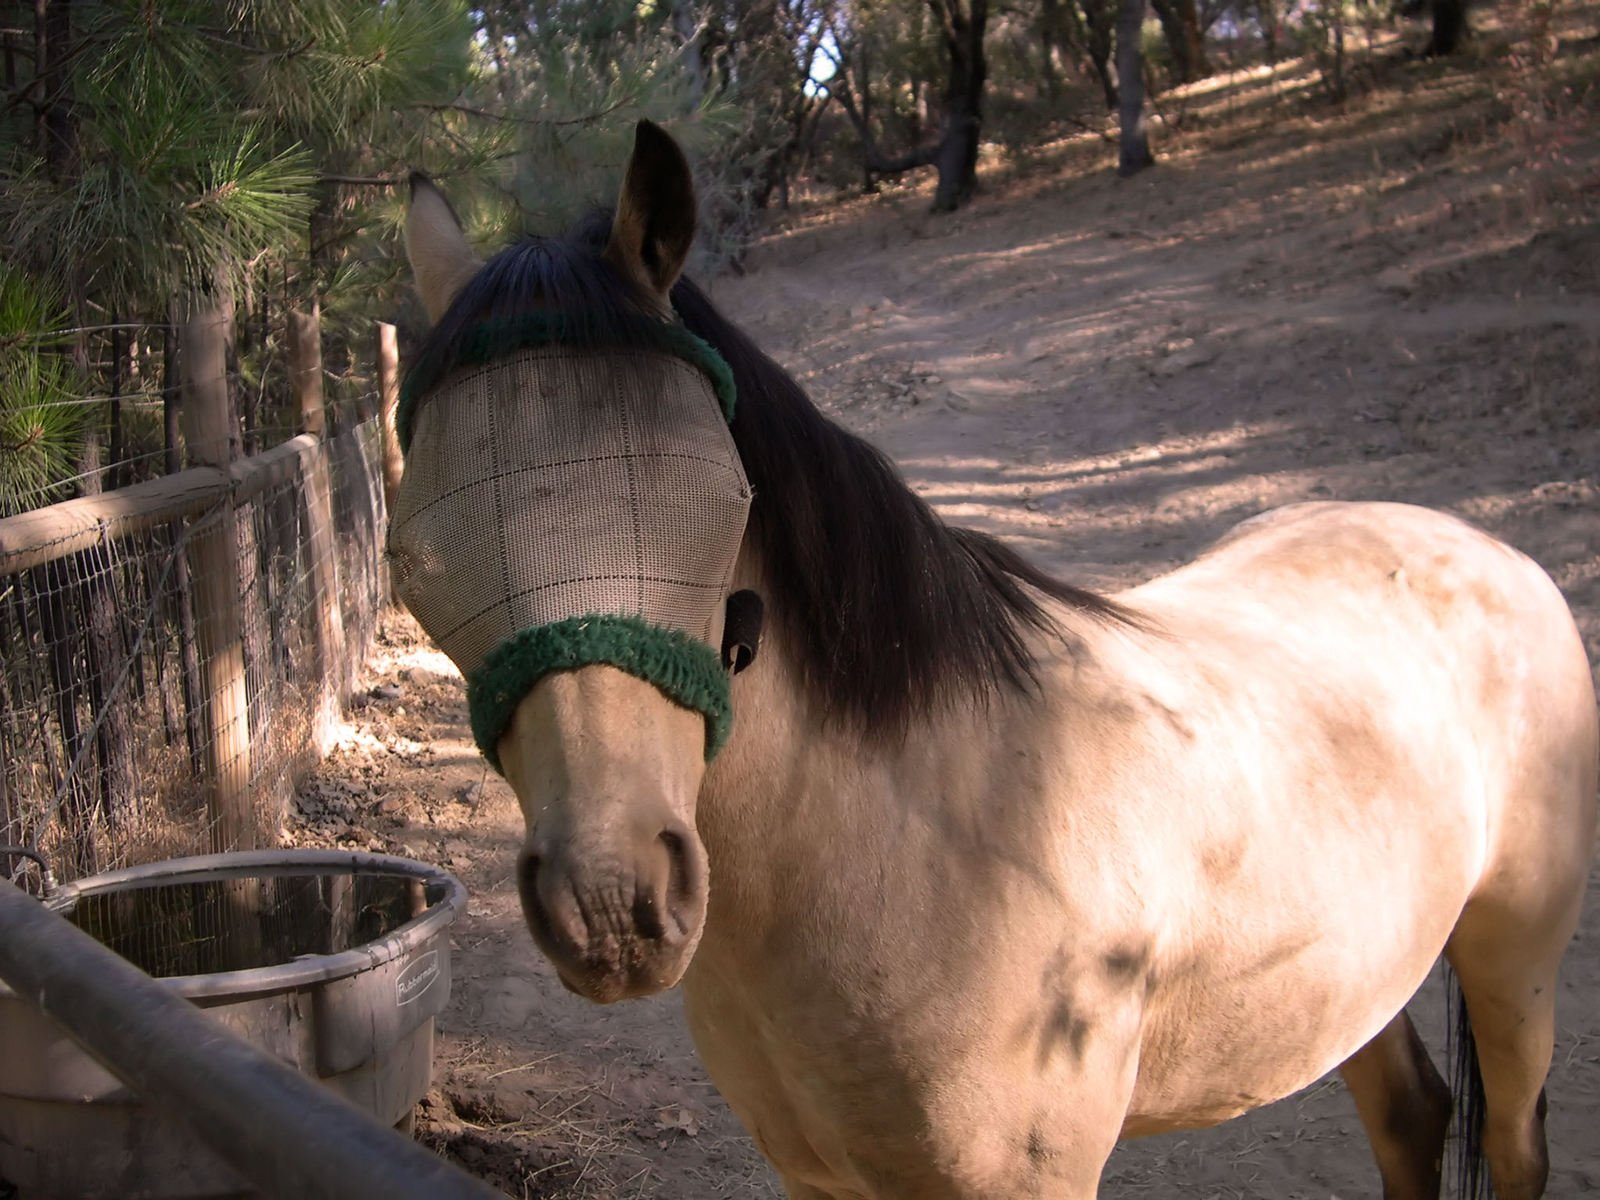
<box><xmin>1100</xmin><ymin>501</ymin><xmax>1596</xmax><ymax>1128</ymax></box>
<box><xmin>1128</xmin><ymin>499</ymin><xmax>1596</xmax><ymax>880</ymax></box>
<box><xmin>1137</xmin><ymin>500</ymin><xmax>1569</xmax><ymax>631</ymax></box>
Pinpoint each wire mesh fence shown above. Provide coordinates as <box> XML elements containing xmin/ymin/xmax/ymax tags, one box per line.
<box><xmin>0</xmin><ymin>417</ymin><xmax>388</xmax><ymax>888</ymax></box>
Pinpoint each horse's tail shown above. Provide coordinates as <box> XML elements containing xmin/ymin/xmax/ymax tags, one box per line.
<box><xmin>1445</xmin><ymin>963</ymin><xmax>1490</xmax><ymax>1200</ymax></box>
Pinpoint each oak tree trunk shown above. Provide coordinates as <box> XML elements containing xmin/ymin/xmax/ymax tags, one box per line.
<box><xmin>1428</xmin><ymin>0</ymin><xmax>1468</xmax><ymax>54</ymax></box>
<box><xmin>1039</xmin><ymin>0</ymin><xmax>1063</xmax><ymax>100</ymax></box>
<box><xmin>930</xmin><ymin>0</ymin><xmax>989</xmax><ymax>213</ymax></box>
<box><xmin>1150</xmin><ymin>0</ymin><xmax>1210</xmax><ymax>82</ymax></box>
<box><xmin>1083</xmin><ymin>0</ymin><xmax>1119</xmax><ymax>109</ymax></box>
<box><xmin>1259</xmin><ymin>0</ymin><xmax>1281</xmax><ymax>62</ymax></box>
<box><xmin>1116</xmin><ymin>0</ymin><xmax>1155</xmax><ymax>175</ymax></box>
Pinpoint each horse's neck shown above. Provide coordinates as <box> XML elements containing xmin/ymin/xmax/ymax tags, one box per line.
<box><xmin>697</xmin><ymin>638</ymin><xmax>837</xmax><ymax>882</ymax></box>
<box><xmin>697</xmin><ymin>633</ymin><xmax>897</xmax><ymax>927</ymax></box>
<box><xmin>693</xmin><ymin>621</ymin><xmax>1052</xmax><ymax>964</ymax></box>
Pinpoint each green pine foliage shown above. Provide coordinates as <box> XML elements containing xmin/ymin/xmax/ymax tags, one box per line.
<box><xmin>500</xmin><ymin>37</ymin><xmax>742</xmax><ymax>227</ymax></box>
<box><xmin>476</xmin><ymin>9</ymin><xmax>772</xmax><ymax>276</ymax></box>
<box><xmin>0</xmin><ymin>267</ymin><xmax>85</xmax><ymax>515</ymax></box>
<box><xmin>2</xmin><ymin>3</ymin><xmax>324</xmax><ymax>311</ymax></box>
<box><xmin>0</xmin><ymin>0</ymin><xmax>488</xmax><ymax>508</ymax></box>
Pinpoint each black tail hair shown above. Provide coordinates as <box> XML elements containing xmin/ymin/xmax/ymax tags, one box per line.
<box><xmin>1446</xmin><ymin>963</ymin><xmax>1489</xmax><ymax>1199</ymax></box>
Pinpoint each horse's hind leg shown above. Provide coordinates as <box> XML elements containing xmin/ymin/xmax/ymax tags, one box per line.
<box><xmin>1339</xmin><ymin>1010</ymin><xmax>1451</xmax><ymax>1200</ymax></box>
<box><xmin>1442</xmin><ymin>760</ymin><xmax>1592</xmax><ymax>1199</ymax></box>
<box><xmin>1444</xmin><ymin>917</ymin><xmax>1566</xmax><ymax>1200</ymax></box>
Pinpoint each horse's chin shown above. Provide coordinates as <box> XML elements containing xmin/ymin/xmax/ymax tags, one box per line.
<box><xmin>518</xmin><ymin>866</ymin><xmax>704</xmax><ymax>1004</ymax></box>
<box><xmin>550</xmin><ymin>958</ymin><xmax>690</xmax><ymax>1004</ymax></box>
<box><xmin>538</xmin><ymin>936</ymin><xmax>698</xmax><ymax>1004</ymax></box>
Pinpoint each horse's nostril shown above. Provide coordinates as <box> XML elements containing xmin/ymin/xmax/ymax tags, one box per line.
<box><xmin>655</xmin><ymin>824</ymin><xmax>707</xmax><ymax>939</ymax></box>
<box><xmin>517</xmin><ymin>850</ymin><xmax>542</xmax><ymax>895</ymax></box>
<box><xmin>658</xmin><ymin>827</ymin><xmax>689</xmax><ymax>899</ymax></box>
<box><xmin>516</xmin><ymin>850</ymin><xmax>558</xmax><ymax>948</ymax></box>
<box><xmin>632</xmin><ymin>886</ymin><xmax>667</xmax><ymax>940</ymax></box>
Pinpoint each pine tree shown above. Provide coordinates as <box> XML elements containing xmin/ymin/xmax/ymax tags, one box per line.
<box><xmin>478</xmin><ymin>3</ymin><xmax>748</xmax><ymax>270</ymax></box>
<box><xmin>0</xmin><ymin>0</ymin><xmax>484</xmax><ymax>505</ymax></box>
<box><xmin>0</xmin><ymin>266</ymin><xmax>82</xmax><ymax>513</ymax></box>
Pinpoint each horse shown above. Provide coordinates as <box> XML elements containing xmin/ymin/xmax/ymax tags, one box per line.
<box><xmin>389</xmin><ymin>121</ymin><xmax>1598</xmax><ymax>1199</ymax></box>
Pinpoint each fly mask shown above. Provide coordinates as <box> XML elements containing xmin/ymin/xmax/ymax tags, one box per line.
<box><xmin>387</xmin><ymin>321</ymin><xmax>752</xmax><ymax>771</ymax></box>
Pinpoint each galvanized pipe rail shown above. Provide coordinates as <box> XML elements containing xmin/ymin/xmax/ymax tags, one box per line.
<box><xmin>0</xmin><ymin>881</ymin><xmax>502</xmax><ymax>1200</ymax></box>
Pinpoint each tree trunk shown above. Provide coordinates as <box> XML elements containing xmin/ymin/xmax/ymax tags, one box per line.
<box><xmin>1149</xmin><ymin>0</ymin><xmax>1210</xmax><ymax>82</ymax></box>
<box><xmin>1259</xmin><ymin>0</ymin><xmax>1280</xmax><ymax>63</ymax></box>
<box><xmin>162</xmin><ymin>321</ymin><xmax>204</xmax><ymax>775</ymax></box>
<box><xmin>1427</xmin><ymin>0</ymin><xmax>1468</xmax><ymax>55</ymax></box>
<box><xmin>755</xmin><ymin>96</ymin><xmax>812</xmax><ymax>212</ymax></box>
<box><xmin>931</xmin><ymin>105</ymin><xmax>980</xmax><ymax>213</ymax></box>
<box><xmin>1039</xmin><ymin>0</ymin><xmax>1063</xmax><ymax>100</ymax></box>
<box><xmin>929</xmin><ymin>0</ymin><xmax>989</xmax><ymax>214</ymax></box>
<box><xmin>825</xmin><ymin>6</ymin><xmax>988</xmax><ymax>209</ymax></box>
<box><xmin>1116</xmin><ymin>0</ymin><xmax>1155</xmax><ymax>175</ymax></box>
<box><xmin>827</xmin><ymin>60</ymin><xmax>936</xmax><ymax>184</ymax></box>
<box><xmin>1329</xmin><ymin>5</ymin><xmax>1347</xmax><ymax>101</ymax></box>
<box><xmin>1083</xmin><ymin>0</ymin><xmax>1119</xmax><ymax>110</ymax></box>
<box><xmin>39</xmin><ymin>0</ymin><xmax>75</xmax><ymax>175</ymax></box>
<box><xmin>108</xmin><ymin>320</ymin><xmax>126</xmax><ymax>489</ymax></box>
<box><xmin>672</xmin><ymin>0</ymin><xmax>707</xmax><ymax>107</ymax></box>
<box><xmin>859</xmin><ymin>44</ymin><xmax>877</xmax><ymax>193</ymax></box>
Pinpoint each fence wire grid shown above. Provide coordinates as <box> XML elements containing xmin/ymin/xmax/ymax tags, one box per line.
<box><xmin>0</xmin><ymin>419</ymin><xmax>387</xmax><ymax>887</ymax></box>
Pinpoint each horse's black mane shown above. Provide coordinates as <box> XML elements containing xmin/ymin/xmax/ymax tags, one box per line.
<box><xmin>408</xmin><ymin>210</ymin><xmax>1127</xmax><ymax>739</ymax></box>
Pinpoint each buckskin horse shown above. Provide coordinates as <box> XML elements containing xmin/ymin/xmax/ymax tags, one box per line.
<box><xmin>388</xmin><ymin>121</ymin><xmax>1597</xmax><ymax>1199</ymax></box>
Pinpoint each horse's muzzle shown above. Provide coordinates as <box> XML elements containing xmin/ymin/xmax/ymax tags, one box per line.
<box><xmin>516</xmin><ymin>820</ymin><xmax>708</xmax><ymax>1003</ymax></box>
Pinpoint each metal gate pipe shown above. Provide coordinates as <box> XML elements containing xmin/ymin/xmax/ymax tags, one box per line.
<box><xmin>0</xmin><ymin>880</ymin><xmax>502</xmax><ymax>1200</ymax></box>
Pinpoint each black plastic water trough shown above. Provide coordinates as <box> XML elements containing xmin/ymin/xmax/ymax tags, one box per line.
<box><xmin>0</xmin><ymin>849</ymin><xmax>498</xmax><ymax>1200</ymax></box>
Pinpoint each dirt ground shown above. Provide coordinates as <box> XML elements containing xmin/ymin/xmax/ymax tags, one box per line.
<box><xmin>289</xmin><ymin>21</ymin><xmax>1600</xmax><ymax>1200</ymax></box>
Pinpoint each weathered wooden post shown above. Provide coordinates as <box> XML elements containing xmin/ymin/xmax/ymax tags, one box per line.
<box><xmin>376</xmin><ymin>322</ymin><xmax>403</xmax><ymax>517</ymax></box>
<box><xmin>289</xmin><ymin>305</ymin><xmax>347</xmax><ymax>753</ymax></box>
<box><xmin>180</xmin><ymin>307</ymin><xmax>253</xmax><ymax>853</ymax></box>
<box><xmin>376</xmin><ymin>321</ymin><xmax>404</xmax><ymax>607</ymax></box>
<box><xmin>287</xmin><ymin>307</ymin><xmax>325</xmax><ymax>437</ymax></box>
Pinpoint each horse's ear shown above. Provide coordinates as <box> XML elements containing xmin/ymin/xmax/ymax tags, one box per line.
<box><xmin>405</xmin><ymin>173</ymin><xmax>482</xmax><ymax>324</ymax></box>
<box><xmin>605</xmin><ymin>120</ymin><xmax>697</xmax><ymax>303</ymax></box>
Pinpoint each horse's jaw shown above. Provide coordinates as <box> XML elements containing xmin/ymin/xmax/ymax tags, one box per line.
<box><xmin>497</xmin><ymin>665</ymin><xmax>711</xmax><ymax>1003</ymax></box>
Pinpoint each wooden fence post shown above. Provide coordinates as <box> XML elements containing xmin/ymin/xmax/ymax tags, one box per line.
<box><xmin>376</xmin><ymin>322</ymin><xmax>402</xmax><ymax>517</ymax></box>
<box><xmin>376</xmin><ymin>322</ymin><xmax>403</xmax><ymax>607</ymax></box>
<box><xmin>289</xmin><ymin>306</ymin><xmax>347</xmax><ymax>753</ymax></box>
<box><xmin>287</xmin><ymin>306</ymin><xmax>325</xmax><ymax>438</ymax></box>
<box><xmin>180</xmin><ymin>307</ymin><xmax>253</xmax><ymax>853</ymax></box>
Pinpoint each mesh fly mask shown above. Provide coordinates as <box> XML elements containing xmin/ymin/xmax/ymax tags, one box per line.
<box><xmin>388</xmin><ymin>320</ymin><xmax>752</xmax><ymax>771</ymax></box>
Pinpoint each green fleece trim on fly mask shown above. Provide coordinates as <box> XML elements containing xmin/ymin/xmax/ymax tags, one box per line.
<box><xmin>398</xmin><ymin>312</ymin><xmax>737</xmax><ymax>455</ymax></box>
<box><xmin>467</xmin><ymin>614</ymin><xmax>733</xmax><ymax>774</ymax></box>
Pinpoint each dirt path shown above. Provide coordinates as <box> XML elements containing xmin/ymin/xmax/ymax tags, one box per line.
<box><xmin>292</xmin><ymin>38</ymin><xmax>1600</xmax><ymax>1200</ymax></box>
